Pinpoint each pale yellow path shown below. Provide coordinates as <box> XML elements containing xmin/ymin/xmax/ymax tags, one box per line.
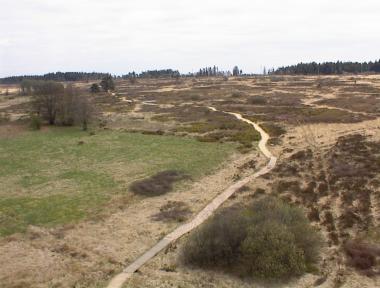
<box><xmin>106</xmin><ymin>107</ymin><xmax>277</xmax><ymax>288</ymax></box>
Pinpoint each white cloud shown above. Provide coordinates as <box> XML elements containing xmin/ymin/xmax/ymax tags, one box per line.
<box><xmin>0</xmin><ymin>0</ymin><xmax>379</xmax><ymax>77</ymax></box>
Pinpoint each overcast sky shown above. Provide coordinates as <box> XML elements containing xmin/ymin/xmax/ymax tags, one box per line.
<box><xmin>0</xmin><ymin>0</ymin><xmax>379</xmax><ymax>77</ymax></box>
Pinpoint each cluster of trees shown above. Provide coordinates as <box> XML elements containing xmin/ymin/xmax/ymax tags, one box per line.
<box><xmin>232</xmin><ymin>66</ymin><xmax>243</xmax><ymax>76</ymax></box>
<box><xmin>120</xmin><ymin>69</ymin><xmax>180</xmax><ymax>79</ymax></box>
<box><xmin>140</xmin><ymin>69</ymin><xmax>180</xmax><ymax>78</ymax></box>
<box><xmin>1</xmin><ymin>72</ymin><xmax>110</xmax><ymax>84</ymax></box>
<box><xmin>22</xmin><ymin>80</ymin><xmax>92</xmax><ymax>130</ymax></box>
<box><xmin>89</xmin><ymin>74</ymin><xmax>115</xmax><ymax>93</ymax></box>
<box><xmin>197</xmin><ymin>66</ymin><xmax>221</xmax><ymax>77</ymax></box>
<box><xmin>195</xmin><ymin>66</ymin><xmax>243</xmax><ymax>77</ymax></box>
<box><xmin>273</xmin><ymin>60</ymin><xmax>380</xmax><ymax>75</ymax></box>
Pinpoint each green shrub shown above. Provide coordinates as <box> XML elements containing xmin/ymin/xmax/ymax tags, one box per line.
<box><xmin>29</xmin><ymin>115</ymin><xmax>41</xmax><ymax>130</ymax></box>
<box><xmin>181</xmin><ymin>206</ymin><xmax>247</xmax><ymax>268</ymax></box>
<box><xmin>241</xmin><ymin>221</ymin><xmax>306</xmax><ymax>278</ymax></box>
<box><xmin>230</xmin><ymin>129</ymin><xmax>260</xmax><ymax>147</ymax></box>
<box><xmin>247</xmin><ymin>197</ymin><xmax>322</xmax><ymax>265</ymax></box>
<box><xmin>181</xmin><ymin>197</ymin><xmax>322</xmax><ymax>280</ymax></box>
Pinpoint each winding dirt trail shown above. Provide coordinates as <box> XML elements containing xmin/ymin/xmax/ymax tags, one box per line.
<box><xmin>106</xmin><ymin>106</ymin><xmax>277</xmax><ymax>288</ymax></box>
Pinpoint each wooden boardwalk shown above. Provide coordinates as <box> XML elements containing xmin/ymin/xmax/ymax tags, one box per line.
<box><xmin>106</xmin><ymin>107</ymin><xmax>277</xmax><ymax>288</ymax></box>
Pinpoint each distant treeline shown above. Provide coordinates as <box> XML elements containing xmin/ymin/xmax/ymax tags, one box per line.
<box><xmin>0</xmin><ymin>72</ymin><xmax>110</xmax><ymax>84</ymax></box>
<box><xmin>195</xmin><ymin>66</ymin><xmax>240</xmax><ymax>77</ymax></box>
<box><xmin>273</xmin><ymin>60</ymin><xmax>380</xmax><ymax>75</ymax></box>
<box><xmin>121</xmin><ymin>69</ymin><xmax>180</xmax><ymax>79</ymax></box>
<box><xmin>121</xmin><ymin>67</ymin><xmax>242</xmax><ymax>78</ymax></box>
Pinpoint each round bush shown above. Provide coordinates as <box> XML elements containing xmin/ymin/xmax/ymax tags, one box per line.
<box><xmin>181</xmin><ymin>206</ymin><xmax>247</xmax><ymax>268</ymax></box>
<box><xmin>181</xmin><ymin>196</ymin><xmax>322</xmax><ymax>280</ymax></box>
<box><xmin>241</xmin><ymin>221</ymin><xmax>305</xmax><ymax>278</ymax></box>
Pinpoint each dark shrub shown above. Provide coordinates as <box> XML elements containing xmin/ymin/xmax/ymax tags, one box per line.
<box><xmin>241</xmin><ymin>221</ymin><xmax>305</xmax><ymax>278</ymax></box>
<box><xmin>247</xmin><ymin>197</ymin><xmax>322</xmax><ymax>265</ymax></box>
<box><xmin>308</xmin><ymin>207</ymin><xmax>320</xmax><ymax>222</ymax></box>
<box><xmin>181</xmin><ymin>197</ymin><xmax>322</xmax><ymax>280</ymax></box>
<box><xmin>130</xmin><ymin>170</ymin><xmax>188</xmax><ymax>197</ymax></box>
<box><xmin>261</xmin><ymin>123</ymin><xmax>286</xmax><ymax>137</ymax></box>
<box><xmin>290</xmin><ymin>149</ymin><xmax>313</xmax><ymax>161</ymax></box>
<box><xmin>344</xmin><ymin>240</ymin><xmax>380</xmax><ymax>275</ymax></box>
<box><xmin>29</xmin><ymin>115</ymin><xmax>41</xmax><ymax>130</ymax></box>
<box><xmin>181</xmin><ymin>205</ymin><xmax>247</xmax><ymax>268</ymax></box>
<box><xmin>322</xmin><ymin>211</ymin><xmax>335</xmax><ymax>232</ymax></box>
<box><xmin>152</xmin><ymin>201</ymin><xmax>191</xmax><ymax>222</ymax></box>
<box><xmin>248</xmin><ymin>95</ymin><xmax>267</xmax><ymax>105</ymax></box>
<box><xmin>141</xmin><ymin>130</ymin><xmax>164</xmax><ymax>136</ymax></box>
<box><xmin>276</xmin><ymin>180</ymin><xmax>301</xmax><ymax>194</ymax></box>
<box><xmin>255</xmin><ymin>187</ymin><xmax>266</xmax><ymax>195</ymax></box>
<box><xmin>90</xmin><ymin>83</ymin><xmax>100</xmax><ymax>93</ymax></box>
<box><xmin>237</xmin><ymin>185</ymin><xmax>251</xmax><ymax>193</ymax></box>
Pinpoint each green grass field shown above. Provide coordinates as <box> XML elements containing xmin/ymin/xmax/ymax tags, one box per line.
<box><xmin>0</xmin><ymin>128</ymin><xmax>236</xmax><ymax>236</ymax></box>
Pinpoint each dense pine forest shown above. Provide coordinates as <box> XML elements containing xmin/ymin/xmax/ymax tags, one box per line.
<box><xmin>272</xmin><ymin>60</ymin><xmax>380</xmax><ymax>75</ymax></box>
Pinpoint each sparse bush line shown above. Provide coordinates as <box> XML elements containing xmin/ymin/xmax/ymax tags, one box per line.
<box><xmin>106</xmin><ymin>105</ymin><xmax>277</xmax><ymax>288</ymax></box>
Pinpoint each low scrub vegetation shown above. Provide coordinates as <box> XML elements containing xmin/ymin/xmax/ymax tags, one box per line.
<box><xmin>248</xmin><ymin>95</ymin><xmax>267</xmax><ymax>105</ymax></box>
<box><xmin>261</xmin><ymin>122</ymin><xmax>286</xmax><ymax>138</ymax></box>
<box><xmin>29</xmin><ymin>114</ymin><xmax>41</xmax><ymax>130</ymax></box>
<box><xmin>177</xmin><ymin>114</ymin><xmax>261</xmax><ymax>149</ymax></box>
<box><xmin>152</xmin><ymin>201</ymin><xmax>191</xmax><ymax>222</ymax></box>
<box><xmin>246</xmin><ymin>106</ymin><xmax>372</xmax><ymax>124</ymax></box>
<box><xmin>130</xmin><ymin>170</ymin><xmax>189</xmax><ymax>197</ymax></box>
<box><xmin>344</xmin><ymin>239</ymin><xmax>380</xmax><ymax>276</ymax></box>
<box><xmin>181</xmin><ymin>197</ymin><xmax>322</xmax><ymax>280</ymax></box>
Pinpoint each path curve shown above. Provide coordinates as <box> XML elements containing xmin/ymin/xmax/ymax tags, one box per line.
<box><xmin>106</xmin><ymin>106</ymin><xmax>277</xmax><ymax>288</ymax></box>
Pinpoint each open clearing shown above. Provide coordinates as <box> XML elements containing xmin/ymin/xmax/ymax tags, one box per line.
<box><xmin>0</xmin><ymin>75</ymin><xmax>379</xmax><ymax>288</ymax></box>
<box><xmin>0</xmin><ymin>127</ymin><xmax>235</xmax><ymax>236</ymax></box>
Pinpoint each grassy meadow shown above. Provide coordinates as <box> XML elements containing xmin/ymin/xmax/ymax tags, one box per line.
<box><xmin>0</xmin><ymin>128</ymin><xmax>236</xmax><ymax>236</ymax></box>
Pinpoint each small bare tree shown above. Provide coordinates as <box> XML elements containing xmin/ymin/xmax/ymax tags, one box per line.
<box><xmin>74</xmin><ymin>92</ymin><xmax>92</xmax><ymax>131</ymax></box>
<box><xmin>59</xmin><ymin>84</ymin><xmax>93</xmax><ymax>130</ymax></box>
<box><xmin>31</xmin><ymin>81</ymin><xmax>92</xmax><ymax>129</ymax></box>
<box><xmin>33</xmin><ymin>81</ymin><xmax>64</xmax><ymax>125</ymax></box>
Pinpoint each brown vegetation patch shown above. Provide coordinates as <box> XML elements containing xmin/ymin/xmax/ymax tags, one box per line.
<box><xmin>130</xmin><ymin>170</ymin><xmax>189</xmax><ymax>197</ymax></box>
<box><xmin>0</xmin><ymin>123</ymin><xmax>28</xmax><ymax>138</ymax></box>
<box><xmin>244</xmin><ymin>106</ymin><xmax>372</xmax><ymax>124</ymax></box>
<box><xmin>152</xmin><ymin>201</ymin><xmax>191</xmax><ymax>222</ymax></box>
<box><xmin>344</xmin><ymin>240</ymin><xmax>380</xmax><ymax>276</ymax></box>
<box><xmin>316</xmin><ymin>95</ymin><xmax>380</xmax><ymax>115</ymax></box>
